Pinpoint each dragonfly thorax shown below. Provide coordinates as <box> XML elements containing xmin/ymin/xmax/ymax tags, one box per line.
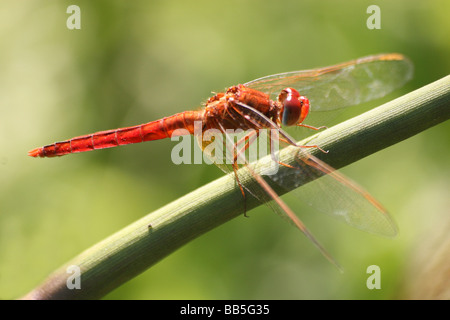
<box><xmin>203</xmin><ymin>84</ymin><xmax>279</xmax><ymax>132</ymax></box>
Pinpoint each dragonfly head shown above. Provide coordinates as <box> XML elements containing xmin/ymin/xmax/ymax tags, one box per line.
<box><xmin>278</xmin><ymin>87</ymin><xmax>310</xmax><ymax>127</ymax></box>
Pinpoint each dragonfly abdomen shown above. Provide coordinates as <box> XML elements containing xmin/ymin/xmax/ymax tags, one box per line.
<box><xmin>28</xmin><ymin>111</ymin><xmax>204</xmax><ymax>157</ymax></box>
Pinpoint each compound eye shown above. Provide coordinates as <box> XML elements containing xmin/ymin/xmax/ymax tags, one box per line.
<box><xmin>279</xmin><ymin>88</ymin><xmax>309</xmax><ymax>126</ymax></box>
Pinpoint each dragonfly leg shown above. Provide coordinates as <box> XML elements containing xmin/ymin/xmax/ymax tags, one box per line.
<box><xmin>232</xmin><ymin>131</ymin><xmax>259</xmax><ymax>164</ymax></box>
<box><xmin>296</xmin><ymin>144</ymin><xmax>329</xmax><ymax>154</ymax></box>
<box><xmin>231</xmin><ymin>159</ymin><xmax>249</xmax><ymax>217</ymax></box>
<box><xmin>268</xmin><ymin>130</ymin><xmax>298</xmax><ymax>169</ymax></box>
<box><xmin>297</xmin><ymin>123</ymin><xmax>328</xmax><ymax>131</ymax></box>
<box><xmin>231</xmin><ymin>131</ymin><xmax>260</xmax><ymax>217</ymax></box>
<box><xmin>213</xmin><ymin>118</ymin><xmax>251</xmax><ymax>216</ymax></box>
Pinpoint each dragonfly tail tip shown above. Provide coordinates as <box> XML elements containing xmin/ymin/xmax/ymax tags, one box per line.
<box><xmin>28</xmin><ymin>148</ymin><xmax>43</xmax><ymax>158</ymax></box>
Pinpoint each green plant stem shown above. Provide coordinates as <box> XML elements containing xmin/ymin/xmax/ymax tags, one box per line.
<box><xmin>22</xmin><ymin>75</ymin><xmax>450</xmax><ymax>300</ymax></box>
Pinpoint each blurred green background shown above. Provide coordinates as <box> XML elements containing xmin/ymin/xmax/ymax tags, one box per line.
<box><xmin>1</xmin><ymin>0</ymin><xmax>449</xmax><ymax>299</ymax></box>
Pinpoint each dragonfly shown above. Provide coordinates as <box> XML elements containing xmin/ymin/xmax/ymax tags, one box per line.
<box><xmin>29</xmin><ymin>53</ymin><xmax>413</xmax><ymax>268</ymax></box>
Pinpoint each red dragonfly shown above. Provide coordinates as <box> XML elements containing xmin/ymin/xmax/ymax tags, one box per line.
<box><xmin>29</xmin><ymin>53</ymin><xmax>413</xmax><ymax>268</ymax></box>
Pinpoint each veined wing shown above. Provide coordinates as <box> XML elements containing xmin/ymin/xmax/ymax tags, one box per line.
<box><xmin>229</xmin><ymin>101</ymin><xmax>397</xmax><ymax>237</ymax></box>
<box><xmin>198</xmin><ymin>100</ymin><xmax>397</xmax><ymax>267</ymax></box>
<box><xmin>245</xmin><ymin>53</ymin><xmax>413</xmax><ymax>111</ymax></box>
<box><xmin>270</xmin><ymin>150</ymin><xmax>397</xmax><ymax>237</ymax></box>
<box><xmin>197</xmin><ymin>108</ymin><xmax>342</xmax><ymax>269</ymax></box>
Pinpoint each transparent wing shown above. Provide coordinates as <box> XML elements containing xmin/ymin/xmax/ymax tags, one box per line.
<box><xmin>196</xmin><ymin>114</ymin><xmax>342</xmax><ymax>269</ymax></box>
<box><xmin>244</xmin><ymin>53</ymin><xmax>413</xmax><ymax>111</ymax></box>
<box><xmin>269</xmin><ymin>150</ymin><xmax>398</xmax><ymax>237</ymax></box>
<box><xmin>199</xmin><ymin>101</ymin><xmax>397</xmax><ymax>237</ymax></box>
